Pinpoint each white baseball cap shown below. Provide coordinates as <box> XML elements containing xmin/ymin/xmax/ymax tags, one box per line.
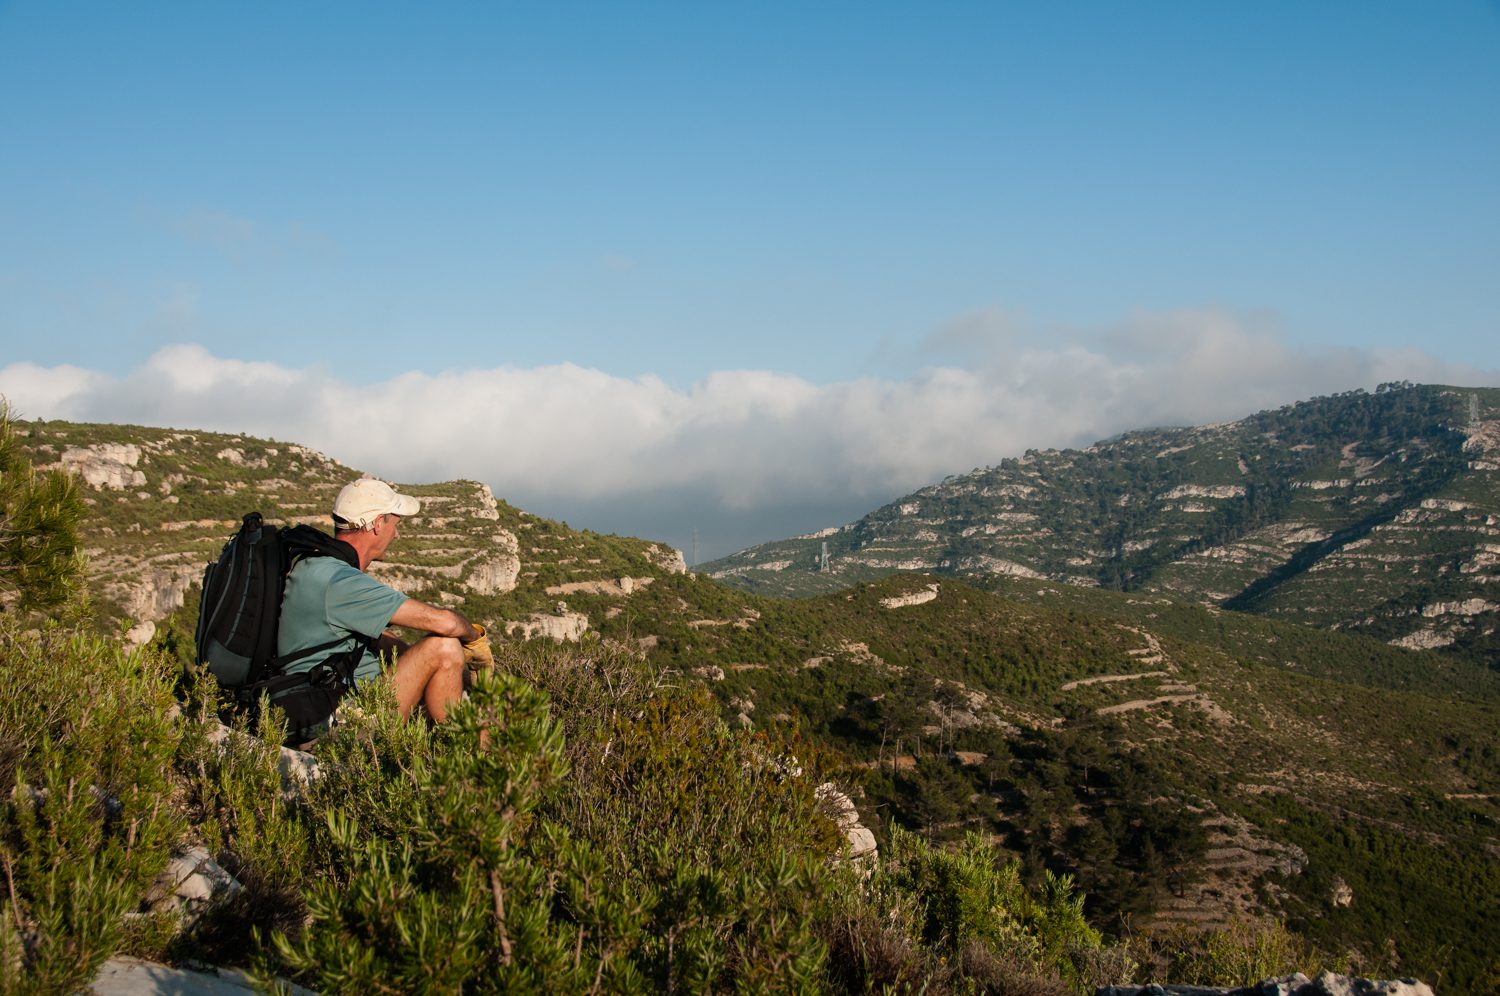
<box><xmin>332</xmin><ymin>478</ymin><xmax>420</xmax><ymax>529</ymax></box>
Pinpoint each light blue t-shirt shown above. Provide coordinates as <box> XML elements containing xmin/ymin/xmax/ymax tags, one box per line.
<box><xmin>278</xmin><ymin>557</ymin><xmax>408</xmax><ymax>685</ymax></box>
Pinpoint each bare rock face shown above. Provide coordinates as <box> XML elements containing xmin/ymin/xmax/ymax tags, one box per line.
<box><xmin>816</xmin><ymin>782</ymin><xmax>878</xmax><ymax>868</ymax></box>
<box><xmin>1389</xmin><ymin>628</ymin><xmax>1455</xmax><ymax>651</ymax></box>
<box><xmin>504</xmin><ymin>610</ymin><xmax>590</xmax><ymax>642</ymax></box>
<box><xmin>114</xmin><ymin>563</ymin><xmax>202</xmax><ymax>622</ymax></box>
<box><xmin>60</xmin><ymin>443</ymin><xmax>146</xmax><ymax>490</ymax></box>
<box><xmin>545</xmin><ymin>576</ymin><xmax>655</xmax><ymax>597</ymax></box>
<box><xmin>215</xmin><ymin>447</ymin><xmax>268</xmax><ymax>469</ymax></box>
<box><xmin>472</xmin><ymin>482</ymin><xmax>502</xmax><ymax>520</ymax></box>
<box><xmin>466</xmin><ymin>529</ymin><xmax>521</xmax><ymax>595</ymax></box>
<box><xmin>645</xmin><ymin>543</ymin><xmax>688</xmax><ymax>574</ymax></box>
<box><xmin>880</xmin><ymin>583</ymin><xmax>940</xmax><ymax>609</ymax></box>
<box><xmin>468</xmin><ymin>553</ymin><xmax>521</xmax><ymax>595</ymax></box>
<box><xmin>1420</xmin><ymin>598</ymin><xmax>1500</xmax><ymax>618</ymax></box>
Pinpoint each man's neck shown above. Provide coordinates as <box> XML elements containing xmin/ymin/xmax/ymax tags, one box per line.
<box><xmin>335</xmin><ymin>533</ymin><xmax>376</xmax><ymax>571</ymax></box>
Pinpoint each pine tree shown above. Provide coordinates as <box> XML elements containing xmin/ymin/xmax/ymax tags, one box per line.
<box><xmin>0</xmin><ymin>400</ymin><xmax>86</xmax><ymax>614</ymax></box>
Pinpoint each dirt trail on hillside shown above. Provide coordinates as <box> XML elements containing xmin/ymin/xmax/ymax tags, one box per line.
<box><xmin>1059</xmin><ymin>671</ymin><xmax>1168</xmax><ymax>691</ymax></box>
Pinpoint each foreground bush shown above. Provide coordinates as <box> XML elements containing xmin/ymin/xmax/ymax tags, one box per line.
<box><xmin>0</xmin><ymin>623</ymin><xmax>184</xmax><ymax>994</ymax></box>
<box><xmin>1141</xmin><ymin>917</ymin><xmax>1322</xmax><ymax>988</ymax></box>
<box><xmin>821</xmin><ymin>826</ymin><xmax>1137</xmax><ymax>995</ymax></box>
<box><xmin>0</xmin><ymin>625</ymin><xmax>1338</xmax><ymax>994</ymax></box>
<box><xmin>272</xmin><ymin>641</ymin><xmax>844</xmax><ymax>993</ymax></box>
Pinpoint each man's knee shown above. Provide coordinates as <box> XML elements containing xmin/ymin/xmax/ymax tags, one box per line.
<box><xmin>411</xmin><ymin>635</ymin><xmax>463</xmax><ymax>673</ymax></box>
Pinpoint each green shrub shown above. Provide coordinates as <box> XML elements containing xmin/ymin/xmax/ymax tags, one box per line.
<box><xmin>1152</xmin><ymin>916</ymin><xmax>1318</xmax><ymax>987</ymax></box>
<box><xmin>169</xmin><ymin>671</ymin><xmax>312</xmax><ymax>964</ymax></box>
<box><xmin>832</xmin><ymin>827</ymin><xmax>1133</xmax><ymax>994</ymax></box>
<box><xmin>0</xmin><ymin>623</ymin><xmax>184</xmax><ymax>994</ymax></box>
<box><xmin>269</xmin><ymin>641</ymin><xmax>847</xmax><ymax>993</ymax></box>
<box><xmin>273</xmin><ymin>672</ymin><xmax>577</xmax><ymax>993</ymax></box>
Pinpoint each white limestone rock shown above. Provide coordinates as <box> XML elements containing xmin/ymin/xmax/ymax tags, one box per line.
<box><xmin>116</xmin><ymin>563</ymin><xmax>202</xmax><ymax>622</ymax></box>
<box><xmin>504</xmin><ymin>610</ymin><xmax>590</xmax><ymax>642</ymax></box>
<box><xmin>1389</xmin><ymin>628</ymin><xmax>1455</xmax><ymax>650</ymax></box>
<box><xmin>60</xmin><ymin>443</ymin><xmax>146</xmax><ymax>490</ymax></box>
<box><xmin>91</xmin><ymin>956</ymin><xmax>318</xmax><ymax>996</ymax></box>
<box><xmin>205</xmin><ymin>723</ymin><xmax>322</xmax><ymax>799</ymax></box>
<box><xmin>880</xmin><ymin>583</ymin><xmax>940</xmax><ymax>609</ymax></box>
<box><xmin>142</xmin><ymin>846</ymin><xmax>241</xmax><ymax>929</ymax></box>
<box><xmin>1420</xmin><ymin>598</ymin><xmax>1499</xmax><ymax>618</ymax></box>
<box><xmin>215</xmin><ymin>447</ymin><xmax>268</xmax><ymax>469</ymax></box>
<box><xmin>645</xmin><ymin>543</ymin><xmax>688</xmax><ymax>574</ymax></box>
<box><xmin>124</xmin><ymin>620</ymin><xmax>156</xmax><ymax>648</ymax></box>
<box><xmin>1159</xmin><ymin>484</ymin><xmax>1247</xmax><ymax>500</ymax></box>
<box><xmin>816</xmin><ymin>782</ymin><xmax>878</xmax><ymax>867</ymax></box>
<box><xmin>466</xmin><ymin>530</ymin><xmax>522</xmax><ymax>595</ymax></box>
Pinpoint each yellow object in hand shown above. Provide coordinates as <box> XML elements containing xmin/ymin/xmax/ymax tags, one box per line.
<box><xmin>462</xmin><ymin>622</ymin><xmax>494</xmax><ymax>673</ymax></box>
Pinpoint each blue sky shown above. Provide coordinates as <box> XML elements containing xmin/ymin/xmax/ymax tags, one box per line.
<box><xmin>2</xmin><ymin>2</ymin><xmax>1498</xmax><ymax>559</ymax></box>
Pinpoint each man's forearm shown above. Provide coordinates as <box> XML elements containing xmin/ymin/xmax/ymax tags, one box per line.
<box><xmin>388</xmin><ymin>597</ymin><xmax>482</xmax><ymax>642</ymax></box>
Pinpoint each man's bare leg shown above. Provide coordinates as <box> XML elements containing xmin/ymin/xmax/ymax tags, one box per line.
<box><xmin>387</xmin><ymin>636</ymin><xmax>465</xmax><ymax>721</ymax></box>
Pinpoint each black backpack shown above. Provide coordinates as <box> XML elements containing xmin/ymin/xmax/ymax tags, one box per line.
<box><xmin>195</xmin><ymin>512</ymin><xmax>373</xmax><ymax>742</ymax></box>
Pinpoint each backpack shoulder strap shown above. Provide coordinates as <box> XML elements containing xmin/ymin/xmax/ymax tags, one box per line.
<box><xmin>280</xmin><ymin>524</ymin><xmax>360</xmax><ymax>570</ymax></box>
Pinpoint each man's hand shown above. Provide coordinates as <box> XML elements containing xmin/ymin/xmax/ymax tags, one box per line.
<box><xmin>463</xmin><ymin>622</ymin><xmax>494</xmax><ymax>677</ymax></box>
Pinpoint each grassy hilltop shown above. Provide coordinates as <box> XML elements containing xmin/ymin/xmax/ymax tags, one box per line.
<box><xmin>4</xmin><ymin>408</ymin><xmax>1498</xmax><ymax>991</ymax></box>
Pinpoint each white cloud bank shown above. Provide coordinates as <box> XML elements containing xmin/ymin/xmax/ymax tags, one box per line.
<box><xmin>3</xmin><ymin>310</ymin><xmax>1496</xmax><ymax>559</ymax></box>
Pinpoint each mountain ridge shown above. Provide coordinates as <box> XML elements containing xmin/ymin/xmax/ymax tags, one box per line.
<box><xmin>703</xmin><ymin>384</ymin><xmax>1500</xmax><ymax>664</ymax></box>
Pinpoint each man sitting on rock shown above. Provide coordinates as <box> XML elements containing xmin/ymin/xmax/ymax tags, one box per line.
<box><xmin>276</xmin><ymin>478</ymin><xmax>492</xmax><ymax>739</ymax></box>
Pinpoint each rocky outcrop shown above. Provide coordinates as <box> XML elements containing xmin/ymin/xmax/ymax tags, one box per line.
<box><xmin>59</xmin><ymin>443</ymin><xmax>146</xmax><ymax>490</ymax></box>
<box><xmin>1389</xmin><ymin>629</ymin><xmax>1454</xmax><ymax>650</ymax></box>
<box><xmin>880</xmin><ymin>583</ymin><xmax>940</xmax><ymax>608</ymax></box>
<box><xmin>216</xmin><ymin>447</ymin><xmax>268</xmax><ymax>469</ymax></box>
<box><xmin>1097</xmin><ymin>971</ymin><xmax>1433</xmax><ymax>996</ymax></box>
<box><xmin>545</xmin><ymin>576</ymin><xmax>655</xmax><ymax>597</ymax></box>
<box><xmin>504</xmin><ymin>610</ymin><xmax>590</xmax><ymax>642</ymax></box>
<box><xmin>816</xmin><ymin>783</ymin><xmax>878</xmax><ymax>868</ymax></box>
<box><xmin>472</xmin><ymin>482</ymin><xmax>502</xmax><ymax>520</ymax></box>
<box><xmin>1159</xmin><ymin>484</ymin><xmax>1247</xmax><ymax>500</ymax></box>
<box><xmin>112</xmin><ymin>563</ymin><xmax>202</xmax><ymax>623</ymax></box>
<box><xmin>1420</xmin><ymin>598</ymin><xmax>1499</xmax><ymax>618</ymax></box>
<box><xmin>645</xmin><ymin>543</ymin><xmax>688</xmax><ymax>574</ymax></box>
<box><xmin>956</xmin><ymin>555</ymin><xmax>1044</xmax><ymax>578</ymax></box>
<box><xmin>465</xmin><ymin>529</ymin><xmax>521</xmax><ymax>595</ymax></box>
